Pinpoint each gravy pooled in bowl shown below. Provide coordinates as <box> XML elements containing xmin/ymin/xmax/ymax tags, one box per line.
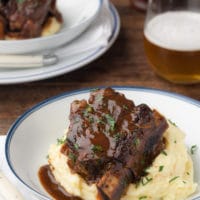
<box><xmin>39</xmin><ymin>88</ymin><xmax>197</xmax><ymax>200</ymax></box>
<box><xmin>0</xmin><ymin>0</ymin><xmax>63</xmax><ymax>39</ymax></box>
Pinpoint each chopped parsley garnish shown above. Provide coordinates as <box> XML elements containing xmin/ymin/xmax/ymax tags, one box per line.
<box><xmin>190</xmin><ymin>145</ymin><xmax>198</xmax><ymax>155</ymax></box>
<box><xmin>74</xmin><ymin>143</ymin><xmax>79</xmax><ymax>150</ymax></box>
<box><xmin>88</xmin><ymin>116</ymin><xmax>94</xmax><ymax>123</ymax></box>
<box><xmin>105</xmin><ymin>114</ymin><xmax>115</xmax><ymax>131</ymax></box>
<box><xmin>133</xmin><ymin>137</ymin><xmax>140</xmax><ymax>147</ymax></box>
<box><xmin>68</xmin><ymin>152</ymin><xmax>77</xmax><ymax>163</ymax></box>
<box><xmin>123</xmin><ymin>105</ymin><xmax>128</xmax><ymax>110</ymax></box>
<box><xmin>169</xmin><ymin>176</ymin><xmax>179</xmax><ymax>183</ymax></box>
<box><xmin>139</xmin><ymin>196</ymin><xmax>147</xmax><ymax>200</ymax></box>
<box><xmin>17</xmin><ymin>0</ymin><xmax>24</xmax><ymax>3</ymax></box>
<box><xmin>161</xmin><ymin>150</ymin><xmax>168</xmax><ymax>156</ymax></box>
<box><xmin>168</xmin><ymin>119</ymin><xmax>177</xmax><ymax>127</ymax></box>
<box><xmin>96</xmin><ymin>93</ymin><xmax>103</xmax><ymax>102</ymax></box>
<box><xmin>83</xmin><ymin>105</ymin><xmax>92</xmax><ymax>117</ymax></box>
<box><xmin>57</xmin><ymin>136</ymin><xmax>66</xmax><ymax>145</ymax></box>
<box><xmin>46</xmin><ymin>155</ymin><xmax>49</xmax><ymax>159</ymax></box>
<box><xmin>114</xmin><ymin>133</ymin><xmax>121</xmax><ymax>141</ymax></box>
<box><xmin>91</xmin><ymin>145</ymin><xmax>103</xmax><ymax>153</ymax></box>
<box><xmin>186</xmin><ymin>172</ymin><xmax>190</xmax><ymax>175</ymax></box>
<box><xmin>159</xmin><ymin>165</ymin><xmax>164</xmax><ymax>172</ymax></box>
<box><xmin>174</xmin><ymin>140</ymin><xmax>177</xmax><ymax>144</ymax></box>
<box><xmin>97</xmin><ymin>118</ymin><xmax>105</xmax><ymax>125</ymax></box>
<box><xmin>183</xmin><ymin>181</ymin><xmax>186</xmax><ymax>184</ymax></box>
<box><xmin>141</xmin><ymin>177</ymin><xmax>153</xmax><ymax>186</ymax></box>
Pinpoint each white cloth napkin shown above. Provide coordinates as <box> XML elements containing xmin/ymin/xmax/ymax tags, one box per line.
<box><xmin>0</xmin><ymin>136</ymin><xmax>38</xmax><ymax>200</ymax></box>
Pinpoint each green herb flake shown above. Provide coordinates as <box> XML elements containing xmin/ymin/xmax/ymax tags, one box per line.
<box><xmin>96</xmin><ymin>94</ymin><xmax>103</xmax><ymax>102</ymax></box>
<box><xmin>91</xmin><ymin>145</ymin><xmax>103</xmax><ymax>153</ymax></box>
<box><xmin>133</xmin><ymin>137</ymin><xmax>140</xmax><ymax>147</ymax></box>
<box><xmin>159</xmin><ymin>165</ymin><xmax>164</xmax><ymax>172</ymax></box>
<box><xmin>57</xmin><ymin>136</ymin><xmax>66</xmax><ymax>145</ymax></box>
<box><xmin>68</xmin><ymin>152</ymin><xmax>77</xmax><ymax>163</ymax></box>
<box><xmin>141</xmin><ymin>177</ymin><xmax>153</xmax><ymax>186</ymax></box>
<box><xmin>17</xmin><ymin>0</ymin><xmax>24</xmax><ymax>3</ymax></box>
<box><xmin>74</xmin><ymin>143</ymin><xmax>79</xmax><ymax>150</ymax></box>
<box><xmin>161</xmin><ymin>150</ymin><xmax>168</xmax><ymax>156</ymax></box>
<box><xmin>168</xmin><ymin>119</ymin><xmax>177</xmax><ymax>127</ymax></box>
<box><xmin>46</xmin><ymin>155</ymin><xmax>49</xmax><ymax>159</ymax></box>
<box><xmin>97</xmin><ymin>118</ymin><xmax>105</xmax><ymax>125</ymax></box>
<box><xmin>123</xmin><ymin>105</ymin><xmax>128</xmax><ymax>110</ymax></box>
<box><xmin>114</xmin><ymin>133</ymin><xmax>121</xmax><ymax>141</ymax></box>
<box><xmin>174</xmin><ymin>140</ymin><xmax>177</xmax><ymax>144</ymax></box>
<box><xmin>186</xmin><ymin>172</ymin><xmax>190</xmax><ymax>175</ymax></box>
<box><xmin>169</xmin><ymin>176</ymin><xmax>179</xmax><ymax>183</ymax></box>
<box><xmin>105</xmin><ymin>114</ymin><xmax>115</xmax><ymax>131</ymax></box>
<box><xmin>183</xmin><ymin>181</ymin><xmax>186</xmax><ymax>184</ymax></box>
<box><xmin>83</xmin><ymin>105</ymin><xmax>92</xmax><ymax>117</ymax></box>
<box><xmin>89</xmin><ymin>116</ymin><xmax>94</xmax><ymax>123</ymax></box>
<box><xmin>190</xmin><ymin>145</ymin><xmax>198</xmax><ymax>155</ymax></box>
<box><xmin>139</xmin><ymin>196</ymin><xmax>147</xmax><ymax>200</ymax></box>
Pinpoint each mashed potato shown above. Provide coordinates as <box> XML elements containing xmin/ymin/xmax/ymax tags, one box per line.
<box><xmin>41</xmin><ymin>17</ymin><xmax>62</xmax><ymax>37</ymax></box>
<box><xmin>48</xmin><ymin>123</ymin><xmax>197</xmax><ymax>200</ymax></box>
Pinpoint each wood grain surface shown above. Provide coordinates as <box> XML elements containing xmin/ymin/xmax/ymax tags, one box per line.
<box><xmin>0</xmin><ymin>0</ymin><xmax>199</xmax><ymax>135</ymax></box>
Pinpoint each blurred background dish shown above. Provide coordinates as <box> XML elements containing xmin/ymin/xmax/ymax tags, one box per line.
<box><xmin>0</xmin><ymin>2</ymin><xmax>120</xmax><ymax>84</ymax></box>
<box><xmin>0</xmin><ymin>0</ymin><xmax>102</xmax><ymax>54</ymax></box>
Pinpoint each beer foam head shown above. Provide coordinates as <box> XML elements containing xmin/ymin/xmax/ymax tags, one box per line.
<box><xmin>144</xmin><ymin>11</ymin><xmax>200</xmax><ymax>51</ymax></box>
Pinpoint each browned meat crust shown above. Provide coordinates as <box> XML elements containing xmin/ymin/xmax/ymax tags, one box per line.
<box><xmin>0</xmin><ymin>0</ymin><xmax>62</xmax><ymax>39</ymax></box>
<box><xmin>61</xmin><ymin>88</ymin><xmax>168</xmax><ymax>200</ymax></box>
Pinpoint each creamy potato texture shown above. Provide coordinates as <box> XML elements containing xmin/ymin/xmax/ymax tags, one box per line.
<box><xmin>48</xmin><ymin>123</ymin><xmax>197</xmax><ymax>200</ymax></box>
<box><xmin>41</xmin><ymin>17</ymin><xmax>62</xmax><ymax>37</ymax></box>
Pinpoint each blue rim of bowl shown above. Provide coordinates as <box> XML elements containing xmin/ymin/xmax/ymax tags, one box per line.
<box><xmin>5</xmin><ymin>86</ymin><xmax>200</xmax><ymax>200</ymax></box>
<box><xmin>0</xmin><ymin>2</ymin><xmax>120</xmax><ymax>83</ymax></box>
<box><xmin>0</xmin><ymin>0</ymin><xmax>103</xmax><ymax>44</ymax></box>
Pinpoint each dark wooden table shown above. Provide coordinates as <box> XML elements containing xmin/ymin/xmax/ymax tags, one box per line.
<box><xmin>0</xmin><ymin>0</ymin><xmax>199</xmax><ymax>135</ymax></box>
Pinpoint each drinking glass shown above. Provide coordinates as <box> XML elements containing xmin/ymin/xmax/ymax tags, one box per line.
<box><xmin>144</xmin><ymin>0</ymin><xmax>200</xmax><ymax>84</ymax></box>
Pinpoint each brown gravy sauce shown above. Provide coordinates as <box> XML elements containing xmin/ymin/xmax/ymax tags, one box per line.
<box><xmin>38</xmin><ymin>165</ymin><xmax>82</xmax><ymax>200</ymax></box>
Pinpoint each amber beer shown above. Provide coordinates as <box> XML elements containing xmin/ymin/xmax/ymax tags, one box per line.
<box><xmin>144</xmin><ymin>11</ymin><xmax>200</xmax><ymax>84</ymax></box>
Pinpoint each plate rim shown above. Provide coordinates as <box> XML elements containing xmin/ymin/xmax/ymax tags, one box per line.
<box><xmin>5</xmin><ymin>86</ymin><xmax>200</xmax><ymax>200</ymax></box>
<box><xmin>0</xmin><ymin>3</ymin><xmax>120</xmax><ymax>84</ymax></box>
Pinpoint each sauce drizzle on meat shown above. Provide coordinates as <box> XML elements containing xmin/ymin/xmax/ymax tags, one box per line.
<box><xmin>39</xmin><ymin>88</ymin><xmax>168</xmax><ymax>200</ymax></box>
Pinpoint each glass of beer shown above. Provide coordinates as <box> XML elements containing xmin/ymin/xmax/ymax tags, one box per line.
<box><xmin>144</xmin><ymin>0</ymin><xmax>200</xmax><ymax>84</ymax></box>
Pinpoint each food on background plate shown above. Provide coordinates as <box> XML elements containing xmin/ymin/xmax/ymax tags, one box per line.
<box><xmin>39</xmin><ymin>88</ymin><xmax>197</xmax><ymax>200</ymax></box>
<box><xmin>0</xmin><ymin>0</ymin><xmax>63</xmax><ymax>39</ymax></box>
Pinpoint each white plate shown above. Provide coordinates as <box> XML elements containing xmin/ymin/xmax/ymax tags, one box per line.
<box><xmin>0</xmin><ymin>3</ymin><xmax>120</xmax><ymax>85</ymax></box>
<box><xmin>5</xmin><ymin>87</ymin><xmax>200</xmax><ymax>200</ymax></box>
<box><xmin>0</xmin><ymin>0</ymin><xmax>102</xmax><ymax>54</ymax></box>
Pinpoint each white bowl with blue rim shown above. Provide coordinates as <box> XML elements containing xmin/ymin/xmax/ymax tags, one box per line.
<box><xmin>5</xmin><ymin>87</ymin><xmax>200</xmax><ymax>200</ymax></box>
<box><xmin>0</xmin><ymin>0</ymin><xmax>102</xmax><ymax>54</ymax></box>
